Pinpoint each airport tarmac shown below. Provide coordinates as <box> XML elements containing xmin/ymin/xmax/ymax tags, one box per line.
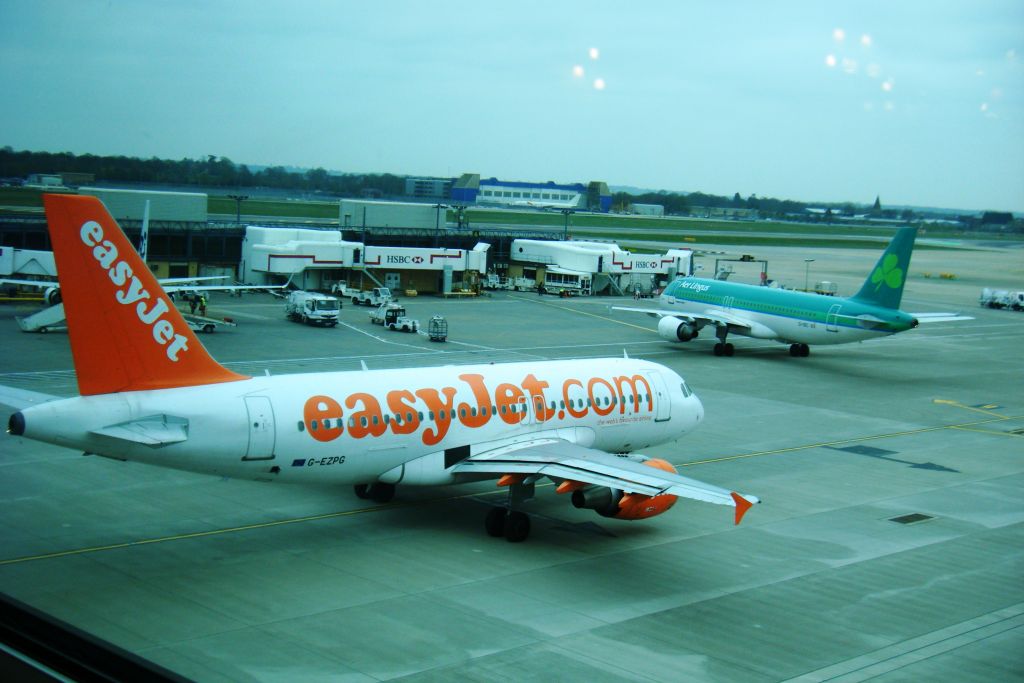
<box><xmin>1</xmin><ymin>241</ymin><xmax>1022</xmax><ymax>682</ymax></box>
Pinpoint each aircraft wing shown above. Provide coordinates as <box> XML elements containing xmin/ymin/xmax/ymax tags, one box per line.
<box><xmin>158</xmin><ymin>276</ymin><xmax>229</xmax><ymax>285</ymax></box>
<box><xmin>610</xmin><ymin>306</ymin><xmax>754</xmax><ymax>333</ymax></box>
<box><xmin>164</xmin><ymin>284</ymin><xmax>286</xmax><ymax>294</ymax></box>
<box><xmin>453</xmin><ymin>438</ymin><xmax>759</xmax><ymax>523</ymax></box>
<box><xmin>0</xmin><ymin>278</ymin><xmax>57</xmax><ymax>289</ymax></box>
<box><xmin>0</xmin><ymin>385</ymin><xmax>63</xmax><ymax>410</ymax></box>
<box><xmin>911</xmin><ymin>312</ymin><xmax>974</xmax><ymax>323</ymax></box>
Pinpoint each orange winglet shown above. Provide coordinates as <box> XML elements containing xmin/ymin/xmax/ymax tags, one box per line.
<box><xmin>731</xmin><ymin>492</ymin><xmax>753</xmax><ymax>525</ymax></box>
<box><xmin>555</xmin><ymin>480</ymin><xmax>585</xmax><ymax>494</ymax></box>
<box><xmin>497</xmin><ymin>474</ymin><xmax>526</xmax><ymax>487</ymax></box>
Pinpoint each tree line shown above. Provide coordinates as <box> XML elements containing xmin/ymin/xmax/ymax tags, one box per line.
<box><xmin>0</xmin><ymin>147</ymin><xmax>405</xmax><ymax>196</ymax></box>
<box><xmin>1</xmin><ymin>147</ymin><xmax>817</xmax><ymax>215</ymax></box>
<box><xmin>611</xmin><ymin>190</ymin><xmax>809</xmax><ymax>217</ymax></box>
<box><xmin>4</xmin><ymin>147</ymin><xmax>1016</xmax><ymax>229</ymax></box>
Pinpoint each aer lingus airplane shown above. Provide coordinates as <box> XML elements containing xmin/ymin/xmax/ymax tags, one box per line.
<box><xmin>615</xmin><ymin>227</ymin><xmax>970</xmax><ymax>357</ymax></box>
<box><xmin>2</xmin><ymin>195</ymin><xmax>759</xmax><ymax>542</ymax></box>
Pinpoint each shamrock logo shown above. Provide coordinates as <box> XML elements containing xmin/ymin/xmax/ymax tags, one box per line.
<box><xmin>871</xmin><ymin>254</ymin><xmax>904</xmax><ymax>291</ymax></box>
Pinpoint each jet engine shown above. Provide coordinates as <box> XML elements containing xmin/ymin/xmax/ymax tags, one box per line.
<box><xmin>44</xmin><ymin>287</ymin><xmax>62</xmax><ymax>306</ymax></box>
<box><xmin>657</xmin><ymin>316</ymin><xmax>698</xmax><ymax>342</ymax></box>
<box><xmin>570</xmin><ymin>457</ymin><xmax>679</xmax><ymax>520</ymax></box>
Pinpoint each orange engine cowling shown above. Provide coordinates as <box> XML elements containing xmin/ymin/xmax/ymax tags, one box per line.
<box><xmin>569</xmin><ymin>458</ymin><xmax>679</xmax><ymax>520</ymax></box>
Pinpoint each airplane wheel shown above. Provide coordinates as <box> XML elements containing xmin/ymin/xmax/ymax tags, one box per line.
<box><xmin>724</xmin><ymin>343</ymin><xmax>734</xmax><ymax>356</ymax></box>
<box><xmin>354</xmin><ymin>484</ymin><xmax>370</xmax><ymax>499</ymax></box>
<box><xmin>504</xmin><ymin>511</ymin><xmax>531</xmax><ymax>542</ymax></box>
<box><xmin>485</xmin><ymin>508</ymin><xmax>507</xmax><ymax>537</ymax></box>
<box><xmin>800</xmin><ymin>344</ymin><xmax>810</xmax><ymax>357</ymax></box>
<box><xmin>370</xmin><ymin>483</ymin><xmax>395</xmax><ymax>503</ymax></box>
<box><xmin>713</xmin><ymin>343</ymin><xmax>724</xmax><ymax>356</ymax></box>
<box><xmin>789</xmin><ymin>344</ymin><xmax>801</xmax><ymax>357</ymax></box>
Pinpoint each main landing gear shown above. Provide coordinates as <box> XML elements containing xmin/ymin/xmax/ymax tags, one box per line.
<box><xmin>353</xmin><ymin>483</ymin><xmax>395</xmax><ymax>503</ymax></box>
<box><xmin>486</xmin><ymin>481</ymin><xmax>535</xmax><ymax>542</ymax></box>
<box><xmin>789</xmin><ymin>343</ymin><xmax>810</xmax><ymax>357</ymax></box>
<box><xmin>713</xmin><ymin>326</ymin><xmax>734</xmax><ymax>356</ymax></box>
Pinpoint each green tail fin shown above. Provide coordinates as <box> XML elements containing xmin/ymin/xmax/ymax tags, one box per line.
<box><xmin>851</xmin><ymin>227</ymin><xmax>917</xmax><ymax>309</ymax></box>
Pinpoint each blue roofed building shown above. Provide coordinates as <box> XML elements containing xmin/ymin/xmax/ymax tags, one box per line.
<box><xmin>451</xmin><ymin>173</ymin><xmax>611</xmax><ymax>212</ymax></box>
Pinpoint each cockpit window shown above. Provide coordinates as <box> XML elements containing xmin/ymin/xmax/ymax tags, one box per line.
<box><xmin>680</xmin><ymin>381</ymin><xmax>692</xmax><ymax>397</ymax></box>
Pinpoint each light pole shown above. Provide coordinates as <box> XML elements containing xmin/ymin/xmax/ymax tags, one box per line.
<box><xmin>561</xmin><ymin>208</ymin><xmax>574</xmax><ymax>240</ymax></box>
<box><xmin>227</xmin><ymin>194</ymin><xmax>248</xmax><ymax>224</ymax></box>
<box><xmin>433</xmin><ymin>203</ymin><xmax>446</xmax><ymax>247</ymax></box>
<box><xmin>804</xmin><ymin>258</ymin><xmax>815</xmax><ymax>292</ymax></box>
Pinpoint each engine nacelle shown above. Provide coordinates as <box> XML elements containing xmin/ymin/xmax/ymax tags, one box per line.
<box><xmin>572</xmin><ymin>485</ymin><xmax>623</xmax><ymax>517</ymax></box>
<box><xmin>44</xmin><ymin>286</ymin><xmax>62</xmax><ymax>306</ymax></box>
<box><xmin>571</xmin><ymin>457</ymin><xmax>679</xmax><ymax>520</ymax></box>
<box><xmin>657</xmin><ymin>316</ymin><xmax>698</xmax><ymax>342</ymax></box>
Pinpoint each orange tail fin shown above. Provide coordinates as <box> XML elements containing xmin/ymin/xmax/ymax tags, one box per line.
<box><xmin>43</xmin><ymin>194</ymin><xmax>249</xmax><ymax>395</ymax></box>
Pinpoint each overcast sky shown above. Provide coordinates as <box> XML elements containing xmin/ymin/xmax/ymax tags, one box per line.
<box><xmin>2</xmin><ymin>1</ymin><xmax>1022</xmax><ymax>212</ymax></box>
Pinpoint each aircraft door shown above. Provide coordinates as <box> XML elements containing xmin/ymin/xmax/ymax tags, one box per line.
<box><xmin>515</xmin><ymin>396</ymin><xmax>538</xmax><ymax>426</ymax></box>
<box><xmin>826</xmin><ymin>304</ymin><xmax>842</xmax><ymax>332</ymax></box>
<box><xmin>385</xmin><ymin>272</ymin><xmax>401</xmax><ymax>290</ymax></box>
<box><xmin>243</xmin><ymin>396</ymin><xmax>276</xmax><ymax>461</ymax></box>
<box><xmin>645</xmin><ymin>371</ymin><xmax>671</xmax><ymax>422</ymax></box>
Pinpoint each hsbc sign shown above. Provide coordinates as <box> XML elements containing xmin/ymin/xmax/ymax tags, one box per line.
<box><xmin>632</xmin><ymin>260</ymin><xmax>660</xmax><ymax>270</ymax></box>
<box><xmin>385</xmin><ymin>254</ymin><xmax>429</xmax><ymax>265</ymax></box>
<box><xmin>367</xmin><ymin>247</ymin><xmax>471</xmax><ymax>270</ymax></box>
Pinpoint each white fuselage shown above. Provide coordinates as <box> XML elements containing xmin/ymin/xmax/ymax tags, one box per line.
<box><xmin>17</xmin><ymin>358</ymin><xmax>702</xmax><ymax>486</ymax></box>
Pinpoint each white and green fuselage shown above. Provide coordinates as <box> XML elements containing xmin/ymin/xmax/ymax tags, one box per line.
<box><xmin>659</xmin><ymin>277</ymin><xmax>919</xmax><ymax>346</ymax></box>
<box><xmin>622</xmin><ymin>228</ymin><xmax>924</xmax><ymax>355</ymax></box>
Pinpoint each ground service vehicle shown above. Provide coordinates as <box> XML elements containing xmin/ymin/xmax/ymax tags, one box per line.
<box><xmin>979</xmin><ymin>288</ymin><xmax>1024</xmax><ymax>310</ymax></box>
<box><xmin>371</xmin><ymin>303</ymin><xmax>419</xmax><ymax>332</ymax></box>
<box><xmin>285</xmin><ymin>291</ymin><xmax>340</xmax><ymax>326</ymax></box>
<box><xmin>351</xmin><ymin>287</ymin><xmax>392</xmax><ymax>307</ymax></box>
<box><xmin>428</xmin><ymin>315</ymin><xmax>448</xmax><ymax>341</ymax></box>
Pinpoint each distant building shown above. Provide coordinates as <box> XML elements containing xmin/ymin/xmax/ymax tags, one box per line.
<box><xmin>340</xmin><ymin>199</ymin><xmax>441</xmax><ymax>230</ymax></box>
<box><xmin>631</xmin><ymin>203</ymin><xmax>664</xmax><ymax>217</ymax></box>
<box><xmin>24</xmin><ymin>172</ymin><xmax>94</xmax><ymax>187</ymax></box>
<box><xmin>451</xmin><ymin>173</ymin><xmax>611</xmax><ymax>212</ymax></box>
<box><xmin>79</xmin><ymin>187</ymin><xmax>208</xmax><ymax>223</ymax></box>
<box><xmin>690</xmin><ymin>206</ymin><xmax>759</xmax><ymax>220</ymax></box>
<box><xmin>405</xmin><ymin>177</ymin><xmax>452</xmax><ymax>200</ymax></box>
<box><xmin>25</xmin><ymin>174</ymin><xmax>63</xmax><ymax>187</ymax></box>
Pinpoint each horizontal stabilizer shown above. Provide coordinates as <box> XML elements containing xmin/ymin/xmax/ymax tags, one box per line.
<box><xmin>91</xmin><ymin>415</ymin><xmax>189</xmax><ymax>446</ymax></box>
<box><xmin>911</xmin><ymin>312</ymin><xmax>974</xmax><ymax>323</ymax></box>
<box><xmin>0</xmin><ymin>385</ymin><xmax>62</xmax><ymax>410</ymax></box>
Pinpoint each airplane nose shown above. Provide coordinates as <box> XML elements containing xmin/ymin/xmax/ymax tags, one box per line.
<box><xmin>693</xmin><ymin>395</ymin><xmax>704</xmax><ymax>423</ymax></box>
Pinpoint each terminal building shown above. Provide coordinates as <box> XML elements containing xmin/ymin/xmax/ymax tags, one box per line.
<box><xmin>2</xmin><ymin>188</ymin><xmax>692</xmax><ymax>299</ymax></box>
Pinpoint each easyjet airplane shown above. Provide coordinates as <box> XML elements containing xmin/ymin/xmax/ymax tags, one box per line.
<box><xmin>3</xmin><ymin>195</ymin><xmax>759</xmax><ymax>542</ymax></box>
